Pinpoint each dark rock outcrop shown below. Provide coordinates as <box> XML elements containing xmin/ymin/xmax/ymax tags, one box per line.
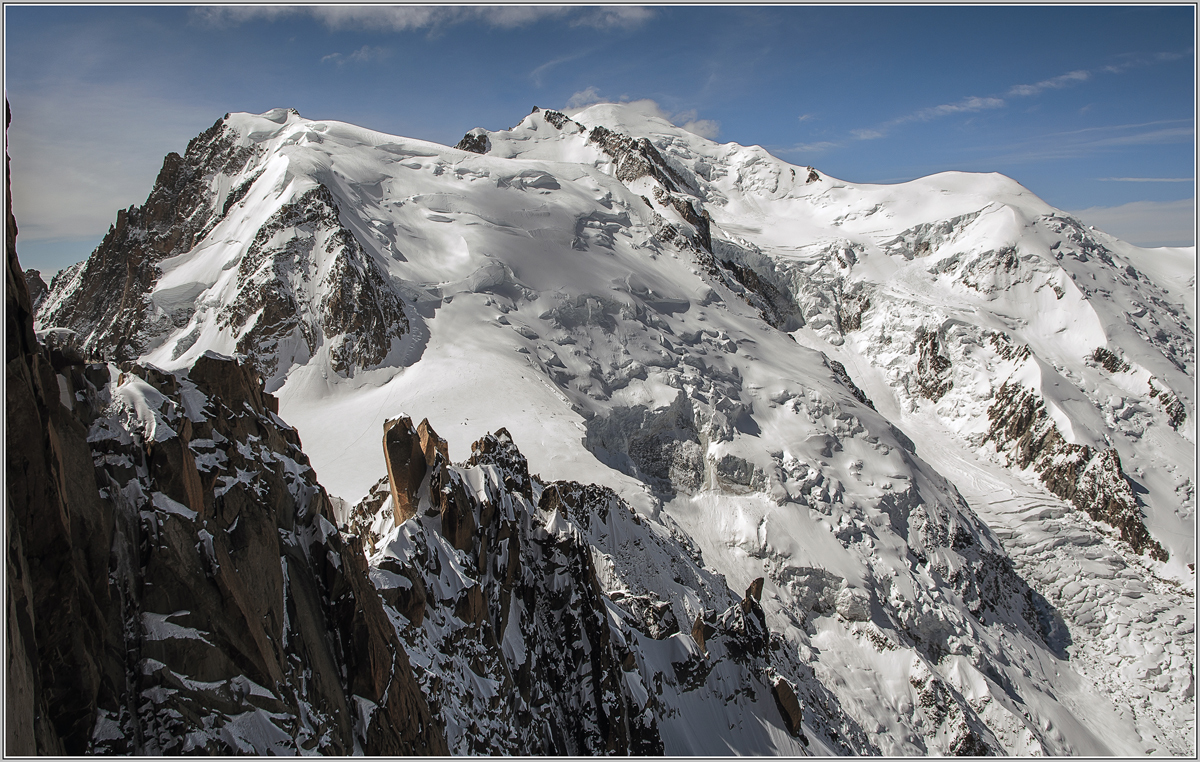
<box><xmin>383</xmin><ymin>416</ymin><xmax>429</xmax><ymax>524</ymax></box>
<box><xmin>914</xmin><ymin>326</ymin><xmax>953</xmax><ymax>401</ymax></box>
<box><xmin>717</xmin><ymin>256</ymin><xmax>805</xmax><ymax>331</ymax></box>
<box><xmin>454</xmin><ymin>129</ymin><xmax>489</xmax><ymax>154</ymax></box>
<box><xmin>828</xmin><ymin>359</ymin><xmax>876</xmax><ymax>410</ymax></box>
<box><xmin>1090</xmin><ymin>346</ymin><xmax>1130</xmax><ymax>374</ymax></box>
<box><xmin>23</xmin><ymin>268</ymin><xmax>46</xmax><ymax>312</ymax></box>
<box><xmin>772</xmin><ymin>676</ymin><xmax>804</xmax><ymax>736</ymax></box>
<box><xmin>1148</xmin><ymin>379</ymin><xmax>1187</xmax><ymax>428</ymax></box>
<box><xmin>985</xmin><ymin>381</ymin><xmax>1167</xmax><ymax>560</ymax></box>
<box><xmin>218</xmin><ymin>184</ymin><xmax>409</xmax><ymax>380</ymax></box>
<box><xmin>588</xmin><ymin>124</ymin><xmax>690</xmax><ymax>193</ymax></box>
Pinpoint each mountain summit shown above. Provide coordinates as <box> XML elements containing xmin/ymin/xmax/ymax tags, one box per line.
<box><xmin>28</xmin><ymin>104</ymin><xmax>1196</xmax><ymax>755</ymax></box>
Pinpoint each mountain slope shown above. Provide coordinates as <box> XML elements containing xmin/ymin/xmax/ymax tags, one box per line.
<box><xmin>36</xmin><ymin>104</ymin><xmax>1195</xmax><ymax>755</ymax></box>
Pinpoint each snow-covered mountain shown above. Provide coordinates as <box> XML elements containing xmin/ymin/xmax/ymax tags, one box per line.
<box><xmin>33</xmin><ymin>104</ymin><xmax>1195</xmax><ymax>755</ymax></box>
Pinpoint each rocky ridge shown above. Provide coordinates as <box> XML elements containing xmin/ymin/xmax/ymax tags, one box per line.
<box><xmin>342</xmin><ymin>417</ymin><xmax>873</xmax><ymax>754</ymax></box>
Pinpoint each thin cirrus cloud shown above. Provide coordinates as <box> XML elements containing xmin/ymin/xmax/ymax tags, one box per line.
<box><xmin>321</xmin><ymin>46</ymin><xmax>392</xmax><ymax>66</ymax></box>
<box><xmin>1069</xmin><ymin>198</ymin><xmax>1195</xmax><ymax>248</ymax></box>
<box><xmin>1008</xmin><ymin>70</ymin><xmax>1090</xmax><ymax>97</ymax></box>
<box><xmin>1007</xmin><ymin>51</ymin><xmax>1187</xmax><ymax>96</ymax></box>
<box><xmin>1098</xmin><ymin>177</ymin><xmax>1192</xmax><ymax>183</ymax></box>
<box><xmin>530</xmin><ymin>50</ymin><xmax>593</xmax><ymax>87</ymax></box>
<box><xmin>786</xmin><ymin>95</ymin><xmax>1005</xmax><ymax>155</ymax></box>
<box><xmin>192</xmin><ymin>5</ymin><xmax>653</xmax><ymax>32</ymax></box>
<box><xmin>791</xmin><ymin>52</ymin><xmax>1189</xmax><ymax>157</ymax></box>
<box><xmin>979</xmin><ymin>119</ymin><xmax>1194</xmax><ymax>164</ymax></box>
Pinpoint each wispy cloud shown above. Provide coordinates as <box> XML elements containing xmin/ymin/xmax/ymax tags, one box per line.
<box><xmin>1069</xmin><ymin>198</ymin><xmax>1195</xmax><ymax>248</ymax></box>
<box><xmin>797</xmin><ymin>114</ymin><xmax>815</xmax><ymax>124</ymax></box>
<box><xmin>570</xmin><ymin>6</ymin><xmax>655</xmax><ymax>30</ymax></box>
<box><xmin>563</xmin><ymin>90</ymin><xmax>720</xmax><ymax>139</ymax></box>
<box><xmin>670</xmin><ymin>109</ymin><xmax>721</xmax><ymax>140</ymax></box>
<box><xmin>1008</xmin><ymin>70</ymin><xmax>1090</xmax><ymax>97</ymax></box>
<box><xmin>787</xmin><ymin>141</ymin><xmax>840</xmax><ymax>155</ymax></box>
<box><xmin>1097</xmin><ymin>177</ymin><xmax>1193</xmax><ymax>183</ymax></box>
<box><xmin>786</xmin><ymin>95</ymin><xmax>1005</xmax><ymax>154</ymax></box>
<box><xmin>193</xmin><ymin>5</ymin><xmax>653</xmax><ymax>33</ymax></box>
<box><xmin>1009</xmin><ymin>50</ymin><xmax>1187</xmax><ymax>97</ymax></box>
<box><xmin>976</xmin><ymin>119</ymin><xmax>1194</xmax><ymax>163</ymax></box>
<box><xmin>531</xmin><ymin>51</ymin><xmax>591</xmax><ymax>87</ymax></box>
<box><xmin>851</xmin><ymin>128</ymin><xmax>884</xmax><ymax>141</ymax></box>
<box><xmin>321</xmin><ymin>45</ymin><xmax>392</xmax><ymax>66</ymax></box>
<box><xmin>1102</xmin><ymin>50</ymin><xmax>1186</xmax><ymax>75</ymax></box>
<box><xmin>566</xmin><ymin>86</ymin><xmax>604</xmax><ymax>110</ymax></box>
<box><xmin>786</xmin><ymin>50</ymin><xmax>1189</xmax><ymax>158</ymax></box>
<box><xmin>894</xmin><ymin>96</ymin><xmax>1006</xmax><ymax>125</ymax></box>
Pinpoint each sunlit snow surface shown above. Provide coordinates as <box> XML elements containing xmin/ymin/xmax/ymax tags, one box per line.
<box><xmin>127</xmin><ymin>105</ymin><xmax>1194</xmax><ymax>755</ymax></box>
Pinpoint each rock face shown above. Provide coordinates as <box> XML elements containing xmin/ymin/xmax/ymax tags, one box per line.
<box><xmin>6</xmin><ymin>340</ymin><xmax>448</xmax><ymax>752</ymax></box>
<box><xmin>913</xmin><ymin>327</ymin><xmax>953</xmax><ymax>401</ymax></box>
<box><xmin>22</xmin><ymin>268</ymin><xmax>46</xmax><ymax>311</ymax></box>
<box><xmin>217</xmin><ymin>184</ymin><xmax>408</xmax><ymax>379</ymax></box>
<box><xmin>985</xmin><ymin>381</ymin><xmax>1167</xmax><ymax>561</ymax></box>
<box><xmin>383</xmin><ymin>416</ymin><xmax>429</xmax><ymax>524</ymax></box>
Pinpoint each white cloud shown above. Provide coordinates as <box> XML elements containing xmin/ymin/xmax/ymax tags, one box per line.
<box><xmin>566</xmin><ymin>87</ymin><xmax>604</xmax><ymax>110</ymax></box>
<box><xmin>797</xmin><ymin>114</ymin><xmax>814</xmax><ymax>123</ymax></box>
<box><xmin>193</xmin><ymin>5</ymin><xmax>651</xmax><ymax>33</ymax></box>
<box><xmin>783</xmin><ymin>141</ymin><xmax>841</xmax><ymax>156</ymax></box>
<box><xmin>851</xmin><ymin>128</ymin><xmax>884</xmax><ymax>140</ymax></box>
<box><xmin>1008</xmin><ymin>70</ymin><xmax>1090</xmax><ymax>97</ymax></box>
<box><xmin>562</xmin><ymin>92</ymin><xmax>720</xmax><ymax>139</ymax></box>
<box><xmin>981</xmin><ymin>119</ymin><xmax>1194</xmax><ymax>163</ymax></box>
<box><xmin>616</xmin><ymin>98</ymin><xmax>673</xmax><ymax>120</ymax></box>
<box><xmin>679</xmin><ymin>118</ymin><xmax>721</xmax><ymax>140</ymax></box>
<box><xmin>190</xmin><ymin>6</ymin><xmax>298</xmax><ymax>27</ymax></box>
<box><xmin>897</xmin><ymin>96</ymin><xmax>1005</xmax><ymax>124</ymax></box>
<box><xmin>348</xmin><ymin>45</ymin><xmax>392</xmax><ymax>64</ymax></box>
<box><xmin>570</xmin><ymin>6</ymin><xmax>656</xmax><ymax>30</ymax></box>
<box><xmin>322</xmin><ymin>45</ymin><xmax>392</xmax><ymax>66</ymax></box>
<box><xmin>837</xmin><ymin>96</ymin><xmax>1005</xmax><ymax>145</ymax></box>
<box><xmin>531</xmin><ymin>51</ymin><xmax>590</xmax><ymax>87</ymax></box>
<box><xmin>827</xmin><ymin>52</ymin><xmax>1187</xmax><ymax>151</ymax></box>
<box><xmin>1069</xmin><ymin>199</ymin><xmax>1195</xmax><ymax>248</ymax></box>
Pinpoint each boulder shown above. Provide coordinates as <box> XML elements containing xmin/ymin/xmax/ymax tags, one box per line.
<box><xmin>772</xmin><ymin>677</ymin><xmax>804</xmax><ymax>735</ymax></box>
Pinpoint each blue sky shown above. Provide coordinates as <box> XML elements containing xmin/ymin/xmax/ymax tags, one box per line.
<box><xmin>5</xmin><ymin>4</ymin><xmax>1195</xmax><ymax>274</ymax></box>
